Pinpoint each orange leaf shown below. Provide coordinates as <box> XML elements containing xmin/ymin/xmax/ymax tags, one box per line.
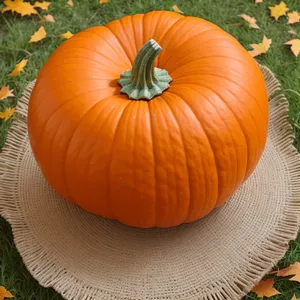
<box><xmin>58</xmin><ymin>31</ymin><xmax>73</xmax><ymax>39</ymax></box>
<box><xmin>249</xmin><ymin>36</ymin><xmax>272</xmax><ymax>57</ymax></box>
<box><xmin>269</xmin><ymin>1</ymin><xmax>289</xmax><ymax>21</ymax></box>
<box><xmin>172</xmin><ymin>5</ymin><xmax>183</xmax><ymax>14</ymax></box>
<box><xmin>67</xmin><ymin>0</ymin><xmax>73</xmax><ymax>7</ymax></box>
<box><xmin>255</xmin><ymin>0</ymin><xmax>263</xmax><ymax>3</ymax></box>
<box><xmin>42</xmin><ymin>14</ymin><xmax>54</xmax><ymax>22</ymax></box>
<box><xmin>99</xmin><ymin>0</ymin><xmax>109</xmax><ymax>3</ymax></box>
<box><xmin>8</xmin><ymin>58</ymin><xmax>28</xmax><ymax>77</ymax></box>
<box><xmin>277</xmin><ymin>262</ymin><xmax>300</xmax><ymax>281</ymax></box>
<box><xmin>239</xmin><ymin>14</ymin><xmax>260</xmax><ymax>29</ymax></box>
<box><xmin>291</xmin><ymin>294</ymin><xmax>298</xmax><ymax>300</ymax></box>
<box><xmin>0</xmin><ymin>86</ymin><xmax>14</xmax><ymax>101</ymax></box>
<box><xmin>0</xmin><ymin>286</ymin><xmax>14</xmax><ymax>299</ymax></box>
<box><xmin>2</xmin><ymin>0</ymin><xmax>38</xmax><ymax>16</ymax></box>
<box><xmin>34</xmin><ymin>1</ymin><xmax>51</xmax><ymax>10</ymax></box>
<box><xmin>252</xmin><ymin>278</ymin><xmax>281</xmax><ymax>298</ymax></box>
<box><xmin>29</xmin><ymin>26</ymin><xmax>47</xmax><ymax>43</ymax></box>
<box><xmin>288</xmin><ymin>11</ymin><xmax>300</xmax><ymax>24</ymax></box>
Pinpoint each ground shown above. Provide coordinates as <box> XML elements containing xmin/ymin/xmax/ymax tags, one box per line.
<box><xmin>0</xmin><ymin>0</ymin><xmax>300</xmax><ymax>299</ymax></box>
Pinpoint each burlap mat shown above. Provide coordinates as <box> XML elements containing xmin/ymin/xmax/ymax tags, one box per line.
<box><xmin>0</xmin><ymin>65</ymin><xmax>300</xmax><ymax>300</ymax></box>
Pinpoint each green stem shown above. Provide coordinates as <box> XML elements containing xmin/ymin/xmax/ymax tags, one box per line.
<box><xmin>118</xmin><ymin>39</ymin><xmax>172</xmax><ymax>101</ymax></box>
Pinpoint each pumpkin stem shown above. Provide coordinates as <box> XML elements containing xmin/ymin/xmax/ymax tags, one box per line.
<box><xmin>118</xmin><ymin>39</ymin><xmax>172</xmax><ymax>100</ymax></box>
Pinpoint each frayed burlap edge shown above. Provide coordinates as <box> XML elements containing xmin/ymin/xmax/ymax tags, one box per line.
<box><xmin>0</xmin><ymin>65</ymin><xmax>300</xmax><ymax>300</ymax></box>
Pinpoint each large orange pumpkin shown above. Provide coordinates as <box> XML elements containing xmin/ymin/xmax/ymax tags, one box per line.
<box><xmin>28</xmin><ymin>11</ymin><xmax>268</xmax><ymax>228</ymax></box>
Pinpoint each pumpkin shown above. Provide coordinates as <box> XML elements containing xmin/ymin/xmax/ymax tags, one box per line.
<box><xmin>28</xmin><ymin>11</ymin><xmax>268</xmax><ymax>228</ymax></box>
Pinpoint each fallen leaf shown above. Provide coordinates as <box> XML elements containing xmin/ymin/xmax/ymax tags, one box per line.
<box><xmin>8</xmin><ymin>58</ymin><xmax>28</xmax><ymax>77</ymax></box>
<box><xmin>291</xmin><ymin>295</ymin><xmax>298</xmax><ymax>300</ymax></box>
<box><xmin>288</xmin><ymin>11</ymin><xmax>300</xmax><ymax>24</ymax></box>
<box><xmin>2</xmin><ymin>0</ymin><xmax>38</xmax><ymax>16</ymax></box>
<box><xmin>0</xmin><ymin>86</ymin><xmax>14</xmax><ymax>101</ymax></box>
<box><xmin>269</xmin><ymin>1</ymin><xmax>289</xmax><ymax>21</ymax></box>
<box><xmin>99</xmin><ymin>0</ymin><xmax>109</xmax><ymax>3</ymax></box>
<box><xmin>42</xmin><ymin>14</ymin><xmax>54</xmax><ymax>22</ymax></box>
<box><xmin>277</xmin><ymin>262</ymin><xmax>300</xmax><ymax>281</ymax></box>
<box><xmin>240</xmin><ymin>14</ymin><xmax>260</xmax><ymax>29</ymax></box>
<box><xmin>0</xmin><ymin>286</ymin><xmax>14</xmax><ymax>300</ymax></box>
<box><xmin>0</xmin><ymin>108</ymin><xmax>16</xmax><ymax>122</ymax></box>
<box><xmin>289</xmin><ymin>29</ymin><xmax>298</xmax><ymax>35</ymax></box>
<box><xmin>252</xmin><ymin>279</ymin><xmax>281</xmax><ymax>298</ymax></box>
<box><xmin>255</xmin><ymin>0</ymin><xmax>263</xmax><ymax>3</ymax></box>
<box><xmin>67</xmin><ymin>0</ymin><xmax>73</xmax><ymax>7</ymax></box>
<box><xmin>249</xmin><ymin>36</ymin><xmax>272</xmax><ymax>57</ymax></box>
<box><xmin>285</xmin><ymin>39</ymin><xmax>300</xmax><ymax>56</ymax></box>
<box><xmin>172</xmin><ymin>4</ymin><xmax>183</xmax><ymax>14</ymax></box>
<box><xmin>29</xmin><ymin>26</ymin><xmax>46</xmax><ymax>43</ymax></box>
<box><xmin>58</xmin><ymin>31</ymin><xmax>73</xmax><ymax>39</ymax></box>
<box><xmin>34</xmin><ymin>1</ymin><xmax>51</xmax><ymax>10</ymax></box>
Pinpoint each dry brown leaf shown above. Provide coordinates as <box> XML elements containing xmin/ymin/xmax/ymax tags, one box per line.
<box><xmin>255</xmin><ymin>0</ymin><xmax>263</xmax><ymax>3</ymax></box>
<box><xmin>58</xmin><ymin>31</ymin><xmax>73</xmax><ymax>39</ymax></box>
<box><xmin>288</xmin><ymin>11</ymin><xmax>300</xmax><ymax>24</ymax></box>
<box><xmin>249</xmin><ymin>36</ymin><xmax>272</xmax><ymax>57</ymax></box>
<box><xmin>172</xmin><ymin>5</ymin><xmax>183</xmax><ymax>14</ymax></box>
<box><xmin>289</xmin><ymin>29</ymin><xmax>298</xmax><ymax>35</ymax></box>
<box><xmin>34</xmin><ymin>1</ymin><xmax>51</xmax><ymax>10</ymax></box>
<box><xmin>0</xmin><ymin>108</ymin><xmax>16</xmax><ymax>122</ymax></box>
<box><xmin>99</xmin><ymin>0</ymin><xmax>109</xmax><ymax>3</ymax></box>
<box><xmin>29</xmin><ymin>26</ymin><xmax>46</xmax><ymax>43</ymax></box>
<box><xmin>269</xmin><ymin>1</ymin><xmax>289</xmax><ymax>21</ymax></box>
<box><xmin>42</xmin><ymin>14</ymin><xmax>54</xmax><ymax>22</ymax></box>
<box><xmin>252</xmin><ymin>278</ymin><xmax>281</xmax><ymax>298</ymax></box>
<box><xmin>2</xmin><ymin>0</ymin><xmax>38</xmax><ymax>16</ymax></box>
<box><xmin>240</xmin><ymin>14</ymin><xmax>260</xmax><ymax>29</ymax></box>
<box><xmin>8</xmin><ymin>58</ymin><xmax>28</xmax><ymax>77</ymax></box>
<box><xmin>277</xmin><ymin>262</ymin><xmax>300</xmax><ymax>281</ymax></box>
<box><xmin>0</xmin><ymin>86</ymin><xmax>14</xmax><ymax>101</ymax></box>
<box><xmin>0</xmin><ymin>286</ymin><xmax>14</xmax><ymax>300</ymax></box>
<box><xmin>67</xmin><ymin>0</ymin><xmax>73</xmax><ymax>7</ymax></box>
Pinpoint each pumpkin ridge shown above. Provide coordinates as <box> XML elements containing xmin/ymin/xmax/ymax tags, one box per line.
<box><xmin>161</xmin><ymin>95</ymin><xmax>192</xmax><ymax>223</ymax></box>
<box><xmin>104</xmin><ymin>26</ymin><xmax>133</xmax><ymax>64</ymax></box>
<box><xmin>106</xmin><ymin>99</ymin><xmax>133</xmax><ymax>221</ymax></box>
<box><xmin>192</xmin><ymin>81</ymin><xmax>259</xmax><ymax>184</ymax></box>
<box><xmin>121</xmin><ymin>16</ymin><xmax>138</xmax><ymax>56</ymax></box>
<box><xmin>165</xmin><ymin>90</ymin><xmax>219</xmax><ymax>217</ymax></box>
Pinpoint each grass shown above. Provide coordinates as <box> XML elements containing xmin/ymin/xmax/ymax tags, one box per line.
<box><xmin>0</xmin><ymin>0</ymin><xmax>300</xmax><ymax>299</ymax></box>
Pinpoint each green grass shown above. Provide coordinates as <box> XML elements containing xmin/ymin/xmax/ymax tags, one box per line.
<box><xmin>0</xmin><ymin>0</ymin><xmax>300</xmax><ymax>299</ymax></box>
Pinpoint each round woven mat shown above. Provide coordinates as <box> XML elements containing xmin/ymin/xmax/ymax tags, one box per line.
<box><xmin>0</xmin><ymin>65</ymin><xmax>300</xmax><ymax>300</ymax></box>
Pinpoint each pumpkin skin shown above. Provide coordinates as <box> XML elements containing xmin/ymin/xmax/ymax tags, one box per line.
<box><xmin>28</xmin><ymin>11</ymin><xmax>268</xmax><ymax>228</ymax></box>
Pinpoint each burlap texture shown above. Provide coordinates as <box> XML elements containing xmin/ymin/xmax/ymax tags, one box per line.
<box><xmin>0</xmin><ymin>65</ymin><xmax>300</xmax><ymax>300</ymax></box>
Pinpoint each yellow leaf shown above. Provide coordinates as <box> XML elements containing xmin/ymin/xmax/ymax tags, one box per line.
<box><xmin>239</xmin><ymin>14</ymin><xmax>260</xmax><ymax>29</ymax></box>
<box><xmin>269</xmin><ymin>1</ymin><xmax>289</xmax><ymax>21</ymax></box>
<box><xmin>58</xmin><ymin>31</ymin><xmax>73</xmax><ymax>39</ymax></box>
<box><xmin>291</xmin><ymin>294</ymin><xmax>298</xmax><ymax>300</ymax></box>
<box><xmin>288</xmin><ymin>29</ymin><xmax>298</xmax><ymax>35</ymax></box>
<box><xmin>67</xmin><ymin>0</ymin><xmax>73</xmax><ymax>7</ymax></box>
<box><xmin>0</xmin><ymin>286</ymin><xmax>14</xmax><ymax>299</ymax></box>
<box><xmin>0</xmin><ymin>108</ymin><xmax>16</xmax><ymax>122</ymax></box>
<box><xmin>8</xmin><ymin>59</ymin><xmax>28</xmax><ymax>77</ymax></box>
<box><xmin>0</xmin><ymin>86</ymin><xmax>14</xmax><ymax>101</ymax></box>
<box><xmin>288</xmin><ymin>11</ymin><xmax>300</xmax><ymax>24</ymax></box>
<box><xmin>29</xmin><ymin>26</ymin><xmax>47</xmax><ymax>43</ymax></box>
<box><xmin>255</xmin><ymin>0</ymin><xmax>263</xmax><ymax>3</ymax></box>
<box><xmin>42</xmin><ymin>14</ymin><xmax>55</xmax><ymax>22</ymax></box>
<box><xmin>99</xmin><ymin>0</ymin><xmax>109</xmax><ymax>3</ymax></box>
<box><xmin>249</xmin><ymin>36</ymin><xmax>272</xmax><ymax>57</ymax></box>
<box><xmin>277</xmin><ymin>262</ymin><xmax>300</xmax><ymax>281</ymax></box>
<box><xmin>172</xmin><ymin>4</ymin><xmax>183</xmax><ymax>14</ymax></box>
<box><xmin>252</xmin><ymin>279</ymin><xmax>281</xmax><ymax>298</ymax></box>
<box><xmin>34</xmin><ymin>1</ymin><xmax>51</xmax><ymax>10</ymax></box>
<box><xmin>2</xmin><ymin>0</ymin><xmax>38</xmax><ymax>16</ymax></box>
